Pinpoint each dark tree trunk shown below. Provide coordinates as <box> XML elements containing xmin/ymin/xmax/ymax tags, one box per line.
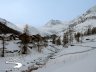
<box><xmin>1</xmin><ymin>37</ymin><xmax>5</xmax><ymax>57</ymax></box>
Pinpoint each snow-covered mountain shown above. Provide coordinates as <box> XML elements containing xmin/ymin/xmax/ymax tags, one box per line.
<box><xmin>44</xmin><ymin>19</ymin><xmax>64</xmax><ymax>27</ymax></box>
<box><xmin>41</xmin><ymin>20</ymin><xmax>69</xmax><ymax>36</ymax></box>
<box><xmin>41</xmin><ymin>5</ymin><xmax>96</xmax><ymax>35</ymax></box>
<box><xmin>27</xmin><ymin>25</ymin><xmax>42</xmax><ymax>35</ymax></box>
<box><xmin>0</xmin><ymin>18</ymin><xmax>43</xmax><ymax>36</ymax></box>
<box><xmin>0</xmin><ymin>18</ymin><xmax>22</xmax><ymax>34</ymax></box>
<box><xmin>71</xmin><ymin>6</ymin><xmax>96</xmax><ymax>25</ymax></box>
<box><xmin>68</xmin><ymin>5</ymin><xmax>96</xmax><ymax>32</ymax></box>
<box><xmin>0</xmin><ymin>5</ymin><xmax>96</xmax><ymax>36</ymax></box>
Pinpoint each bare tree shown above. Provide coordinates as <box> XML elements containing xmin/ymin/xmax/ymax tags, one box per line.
<box><xmin>24</xmin><ymin>24</ymin><xmax>29</xmax><ymax>35</ymax></box>
<box><xmin>19</xmin><ymin>24</ymin><xmax>30</xmax><ymax>54</ymax></box>
<box><xmin>1</xmin><ymin>34</ymin><xmax>5</xmax><ymax>57</ymax></box>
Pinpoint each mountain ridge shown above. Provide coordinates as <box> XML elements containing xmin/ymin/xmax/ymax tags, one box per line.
<box><xmin>0</xmin><ymin>5</ymin><xmax>96</xmax><ymax>36</ymax></box>
<box><xmin>40</xmin><ymin>5</ymin><xmax>96</xmax><ymax>35</ymax></box>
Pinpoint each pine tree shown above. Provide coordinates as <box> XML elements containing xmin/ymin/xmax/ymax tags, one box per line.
<box><xmin>56</xmin><ymin>37</ymin><xmax>61</xmax><ymax>45</ymax></box>
<box><xmin>68</xmin><ymin>25</ymin><xmax>74</xmax><ymax>44</ymax></box>
<box><xmin>86</xmin><ymin>25</ymin><xmax>92</xmax><ymax>35</ymax></box>
<box><xmin>24</xmin><ymin>24</ymin><xmax>29</xmax><ymax>35</ymax></box>
<box><xmin>62</xmin><ymin>33</ymin><xmax>68</xmax><ymax>47</ymax></box>
<box><xmin>80</xmin><ymin>33</ymin><xmax>83</xmax><ymax>43</ymax></box>
<box><xmin>52</xmin><ymin>34</ymin><xmax>57</xmax><ymax>44</ymax></box>
<box><xmin>92</xmin><ymin>27</ymin><xmax>96</xmax><ymax>34</ymax></box>
<box><xmin>75</xmin><ymin>32</ymin><xmax>81</xmax><ymax>42</ymax></box>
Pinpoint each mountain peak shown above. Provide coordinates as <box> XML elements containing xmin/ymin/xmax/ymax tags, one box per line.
<box><xmin>45</xmin><ymin>19</ymin><xmax>63</xmax><ymax>27</ymax></box>
<box><xmin>87</xmin><ymin>5</ymin><xmax>96</xmax><ymax>13</ymax></box>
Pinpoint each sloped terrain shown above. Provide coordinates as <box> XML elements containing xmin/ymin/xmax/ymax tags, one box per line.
<box><xmin>40</xmin><ymin>5</ymin><xmax>96</xmax><ymax>36</ymax></box>
<box><xmin>34</xmin><ymin>35</ymin><xmax>96</xmax><ymax>72</ymax></box>
<box><xmin>0</xmin><ymin>18</ymin><xmax>22</xmax><ymax>35</ymax></box>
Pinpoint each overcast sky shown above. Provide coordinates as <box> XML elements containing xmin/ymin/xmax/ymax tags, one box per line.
<box><xmin>0</xmin><ymin>0</ymin><xmax>96</xmax><ymax>28</ymax></box>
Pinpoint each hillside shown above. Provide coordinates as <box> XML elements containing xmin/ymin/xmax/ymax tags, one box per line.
<box><xmin>41</xmin><ymin>20</ymin><xmax>69</xmax><ymax>36</ymax></box>
<box><xmin>0</xmin><ymin>18</ymin><xmax>22</xmax><ymax>35</ymax></box>
<box><xmin>35</xmin><ymin>35</ymin><xmax>96</xmax><ymax>72</ymax></box>
<box><xmin>40</xmin><ymin>5</ymin><xmax>96</xmax><ymax>36</ymax></box>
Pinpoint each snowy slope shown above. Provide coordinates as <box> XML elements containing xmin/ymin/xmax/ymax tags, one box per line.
<box><xmin>0</xmin><ymin>18</ymin><xmax>22</xmax><ymax>33</ymax></box>
<box><xmin>35</xmin><ymin>35</ymin><xmax>96</xmax><ymax>72</ymax></box>
<box><xmin>44</xmin><ymin>19</ymin><xmax>64</xmax><ymax>27</ymax></box>
<box><xmin>28</xmin><ymin>26</ymin><xmax>40</xmax><ymax>35</ymax></box>
<box><xmin>26</xmin><ymin>25</ymin><xmax>45</xmax><ymax>36</ymax></box>
<box><xmin>70</xmin><ymin>5</ymin><xmax>96</xmax><ymax>24</ymax></box>
<box><xmin>87</xmin><ymin>5</ymin><xmax>96</xmax><ymax>13</ymax></box>
<box><xmin>35</xmin><ymin>50</ymin><xmax>96</xmax><ymax>72</ymax></box>
<box><xmin>40</xmin><ymin>5</ymin><xmax>96</xmax><ymax>35</ymax></box>
<box><xmin>41</xmin><ymin>20</ymin><xmax>69</xmax><ymax>36</ymax></box>
<box><xmin>70</xmin><ymin>5</ymin><xmax>96</xmax><ymax>32</ymax></box>
<box><xmin>74</xmin><ymin>19</ymin><xmax>96</xmax><ymax>32</ymax></box>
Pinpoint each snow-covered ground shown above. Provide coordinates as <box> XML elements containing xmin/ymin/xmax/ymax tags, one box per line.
<box><xmin>0</xmin><ymin>34</ymin><xmax>96</xmax><ymax>72</ymax></box>
<box><xmin>0</xmin><ymin>40</ymin><xmax>62</xmax><ymax>72</ymax></box>
<box><xmin>34</xmin><ymin>35</ymin><xmax>96</xmax><ymax>72</ymax></box>
<box><xmin>35</xmin><ymin>50</ymin><xmax>96</xmax><ymax>72</ymax></box>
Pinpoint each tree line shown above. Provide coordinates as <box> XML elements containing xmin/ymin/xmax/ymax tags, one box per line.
<box><xmin>1</xmin><ymin>24</ymin><xmax>96</xmax><ymax>57</ymax></box>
